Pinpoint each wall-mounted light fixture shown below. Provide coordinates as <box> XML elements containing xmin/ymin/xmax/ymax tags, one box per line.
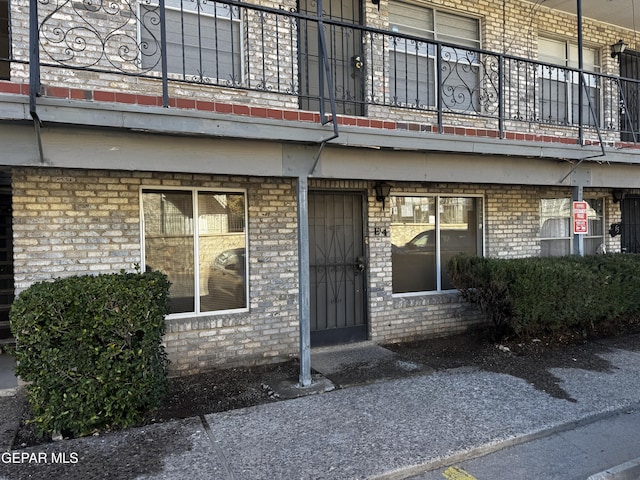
<box><xmin>611</xmin><ymin>40</ymin><xmax>627</xmax><ymax>59</ymax></box>
<box><xmin>371</xmin><ymin>0</ymin><xmax>380</xmax><ymax>11</ymax></box>
<box><xmin>612</xmin><ymin>189</ymin><xmax>624</xmax><ymax>203</ymax></box>
<box><xmin>374</xmin><ymin>182</ymin><xmax>392</xmax><ymax>209</ymax></box>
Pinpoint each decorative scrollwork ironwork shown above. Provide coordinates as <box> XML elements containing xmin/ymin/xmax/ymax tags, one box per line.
<box><xmin>38</xmin><ymin>0</ymin><xmax>149</xmax><ymax>71</ymax></box>
<box><xmin>28</xmin><ymin>0</ymin><xmax>635</xmax><ymax>140</ymax></box>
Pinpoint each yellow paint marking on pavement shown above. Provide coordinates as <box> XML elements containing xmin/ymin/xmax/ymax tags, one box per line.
<box><xmin>442</xmin><ymin>466</ymin><xmax>478</xmax><ymax>480</ymax></box>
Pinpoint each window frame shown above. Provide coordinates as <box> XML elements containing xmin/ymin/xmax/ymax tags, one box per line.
<box><xmin>539</xmin><ymin>197</ymin><xmax>606</xmax><ymax>256</ymax></box>
<box><xmin>537</xmin><ymin>36</ymin><xmax>601</xmax><ymax>127</ymax></box>
<box><xmin>138</xmin><ymin>1</ymin><xmax>244</xmax><ymax>83</ymax></box>
<box><xmin>140</xmin><ymin>186</ymin><xmax>249</xmax><ymax>319</ymax></box>
<box><xmin>388</xmin><ymin>1</ymin><xmax>481</xmax><ymax>110</ymax></box>
<box><xmin>390</xmin><ymin>193</ymin><xmax>485</xmax><ymax>296</ymax></box>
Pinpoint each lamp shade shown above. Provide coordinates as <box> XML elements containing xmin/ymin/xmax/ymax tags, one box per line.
<box><xmin>611</xmin><ymin>40</ymin><xmax>627</xmax><ymax>58</ymax></box>
<box><xmin>374</xmin><ymin>182</ymin><xmax>392</xmax><ymax>202</ymax></box>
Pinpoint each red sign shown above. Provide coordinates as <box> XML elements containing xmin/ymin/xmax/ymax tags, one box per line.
<box><xmin>573</xmin><ymin>201</ymin><xmax>588</xmax><ymax>234</ymax></box>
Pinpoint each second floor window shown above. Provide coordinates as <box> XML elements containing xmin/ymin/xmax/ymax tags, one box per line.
<box><xmin>140</xmin><ymin>1</ymin><xmax>242</xmax><ymax>83</ymax></box>
<box><xmin>388</xmin><ymin>1</ymin><xmax>481</xmax><ymax>113</ymax></box>
<box><xmin>538</xmin><ymin>37</ymin><xmax>601</xmax><ymax>127</ymax></box>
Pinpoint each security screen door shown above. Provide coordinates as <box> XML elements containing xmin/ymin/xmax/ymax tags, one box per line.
<box><xmin>621</xmin><ymin>197</ymin><xmax>640</xmax><ymax>253</ymax></box>
<box><xmin>309</xmin><ymin>192</ymin><xmax>367</xmax><ymax>346</ymax></box>
<box><xmin>298</xmin><ymin>0</ymin><xmax>365</xmax><ymax>116</ymax></box>
<box><xmin>620</xmin><ymin>50</ymin><xmax>640</xmax><ymax>142</ymax></box>
<box><xmin>0</xmin><ymin>184</ymin><xmax>12</xmax><ymax>342</ymax></box>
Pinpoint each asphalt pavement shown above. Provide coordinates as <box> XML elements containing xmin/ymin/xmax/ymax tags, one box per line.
<box><xmin>0</xmin><ymin>334</ymin><xmax>638</xmax><ymax>480</ymax></box>
<box><xmin>411</xmin><ymin>407</ymin><xmax>640</xmax><ymax>480</ymax></box>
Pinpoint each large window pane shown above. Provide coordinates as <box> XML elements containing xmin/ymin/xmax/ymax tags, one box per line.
<box><xmin>538</xmin><ymin>37</ymin><xmax>600</xmax><ymax>126</ymax></box>
<box><xmin>140</xmin><ymin>2</ymin><xmax>242</xmax><ymax>81</ymax></box>
<box><xmin>440</xmin><ymin>197</ymin><xmax>482</xmax><ymax>290</ymax></box>
<box><xmin>388</xmin><ymin>1</ymin><xmax>480</xmax><ymax>112</ymax></box>
<box><xmin>198</xmin><ymin>192</ymin><xmax>246</xmax><ymax>312</ymax></box>
<box><xmin>572</xmin><ymin>78</ymin><xmax>600</xmax><ymax>127</ymax></box>
<box><xmin>389</xmin><ymin>43</ymin><xmax>435</xmax><ymax>107</ymax></box>
<box><xmin>143</xmin><ymin>191</ymin><xmax>195</xmax><ymax>313</ymax></box>
<box><xmin>389</xmin><ymin>1</ymin><xmax>435</xmax><ymax>107</ymax></box>
<box><xmin>391</xmin><ymin>195</ymin><xmax>482</xmax><ymax>294</ymax></box>
<box><xmin>540</xmin><ymin>198</ymin><xmax>571</xmax><ymax>257</ymax></box>
<box><xmin>540</xmin><ymin>76</ymin><xmax>568</xmax><ymax>124</ymax></box>
<box><xmin>142</xmin><ymin>189</ymin><xmax>247</xmax><ymax>315</ymax></box>
<box><xmin>391</xmin><ymin>197</ymin><xmax>436</xmax><ymax>293</ymax></box>
<box><xmin>585</xmin><ymin>198</ymin><xmax>605</xmax><ymax>255</ymax></box>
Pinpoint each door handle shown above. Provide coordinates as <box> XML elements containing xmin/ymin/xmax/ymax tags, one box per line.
<box><xmin>352</xmin><ymin>55</ymin><xmax>363</xmax><ymax>70</ymax></box>
<box><xmin>355</xmin><ymin>256</ymin><xmax>366</xmax><ymax>274</ymax></box>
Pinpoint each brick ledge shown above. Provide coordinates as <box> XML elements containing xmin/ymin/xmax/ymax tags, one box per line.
<box><xmin>2</xmin><ymin>80</ymin><xmax>638</xmax><ymax>150</ymax></box>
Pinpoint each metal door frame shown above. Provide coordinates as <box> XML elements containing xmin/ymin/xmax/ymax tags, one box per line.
<box><xmin>0</xmin><ymin>176</ymin><xmax>13</xmax><ymax>345</ymax></box>
<box><xmin>621</xmin><ymin>196</ymin><xmax>640</xmax><ymax>253</ymax></box>
<box><xmin>308</xmin><ymin>189</ymin><xmax>369</xmax><ymax>347</ymax></box>
<box><xmin>619</xmin><ymin>49</ymin><xmax>640</xmax><ymax>142</ymax></box>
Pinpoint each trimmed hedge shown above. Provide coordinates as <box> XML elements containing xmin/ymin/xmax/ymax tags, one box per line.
<box><xmin>449</xmin><ymin>253</ymin><xmax>640</xmax><ymax>337</ymax></box>
<box><xmin>10</xmin><ymin>270</ymin><xmax>170</xmax><ymax>437</ymax></box>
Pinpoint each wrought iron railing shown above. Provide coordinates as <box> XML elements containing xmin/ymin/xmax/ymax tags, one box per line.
<box><xmin>6</xmin><ymin>0</ymin><xmax>640</xmax><ymax>142</ymax></box>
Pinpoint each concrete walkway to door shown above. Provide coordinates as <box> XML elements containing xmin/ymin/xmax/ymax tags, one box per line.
<box><xmin>0</xmin><ymin>334</ymin><xmax>639</xmax><ymax>479</ymax></box>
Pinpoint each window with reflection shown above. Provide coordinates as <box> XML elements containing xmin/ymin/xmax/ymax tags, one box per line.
<box><xmin>391</xmin><ymin>196</ymin><xmax>483</xmax><ymax>294</ymax></box>
<box><xmin>540</xmin><ymin>198</ymin><xmax>605</xmax><ymax>256</ymax></box>
<box><xmin>142</xmin><ymin>189</ymin><xmax>247</xmax><ymax>315</ymax></box>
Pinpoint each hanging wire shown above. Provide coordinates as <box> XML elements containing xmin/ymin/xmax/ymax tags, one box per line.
<box><xmin>501</xmin><ymin>0</ymin><xmax>545</xmax><ymax>57</ymax></box>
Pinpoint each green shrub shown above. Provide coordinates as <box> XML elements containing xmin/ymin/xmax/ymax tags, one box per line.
<box><xmin>10</xmin><ymin>270</ymin><xmax>170</xmax><ymax>437</ymax></box>
<box><xmin>449</xmin><ymin>253</ymin><xmax>640</xmax><ymax>338</ymax></box>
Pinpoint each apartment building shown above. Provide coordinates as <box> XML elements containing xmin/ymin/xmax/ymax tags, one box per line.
<box><xmin>1</xmin><ymin>0</ymin><xmax>639</xmax><ymax>376</ymax></box>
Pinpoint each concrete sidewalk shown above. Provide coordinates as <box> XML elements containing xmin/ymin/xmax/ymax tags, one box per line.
<box><xmin>0</xmin><ymin>338</ymin><xmax>639</xmax><ymax>479</ymax></box>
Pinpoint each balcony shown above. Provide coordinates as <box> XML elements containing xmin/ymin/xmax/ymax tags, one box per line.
<box><xmin>3</xmin><ymin>0</ymin><xmax>640</xmax><ymax>147</ymax></box>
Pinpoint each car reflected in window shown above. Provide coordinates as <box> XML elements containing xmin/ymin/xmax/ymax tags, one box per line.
<box><xmin>392</xmin><ymin>229</ymin><xmax>475</xmax><ymax>293</ymax></box>
<box><xmin>205</xmin><ymin>248</ymin><xmax>246</xmax><ymax>310</ymax></box>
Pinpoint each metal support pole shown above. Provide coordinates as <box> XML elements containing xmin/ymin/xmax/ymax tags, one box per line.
<box><xmin>29</xmin><ymin>0</ymin><xmax>40</xmax><ymax>117</ymax></box>
<box><xmin>573</xmin><ymin>185</ymin><xmax>585</xmax><ymax>256</ymax></box>
<box><xmin>159</xmin><ymin>0</ymin><xmax>169</xmax><ymax>107</ymax></box>
<box><xmin>498</xmin><ymin>55</ymin><xmax>504</xmax><ymax>139</ymax></box>
<box><xmin>297</xmin><ymin>176</ymin><xmax>312</xmax><ymax>387</ymax></box>
<box><xmin>29</xmin><ymin>0</ymin><xmax>45</xmax><ymax>164</ymax></box>
<box><xmin>436</xmin><ymin>44</ymin><xmax>443</xmax><ymax>133</ymax></box>
<box><xmin>576</xmin><ymin>0</ymin><xmax>584</xmax><ymax>145</ymax></box>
